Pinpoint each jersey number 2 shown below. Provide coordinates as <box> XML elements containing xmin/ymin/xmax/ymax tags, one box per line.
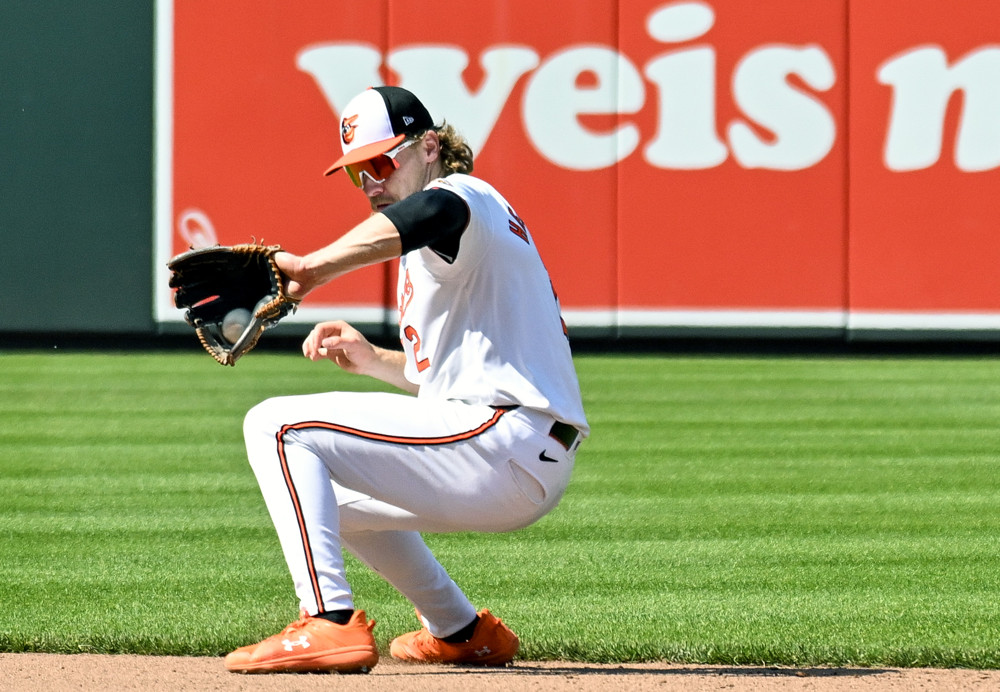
<box><xmin>403</xmin><ymin>325</ymin><xmax>431</xmax><ymax>372</ymax></box>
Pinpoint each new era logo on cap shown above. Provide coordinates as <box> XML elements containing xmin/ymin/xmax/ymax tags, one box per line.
<box><xmin>325</xmin><ymin>86</ymin><xmax>434</xmax><ymax>176</ymax></box>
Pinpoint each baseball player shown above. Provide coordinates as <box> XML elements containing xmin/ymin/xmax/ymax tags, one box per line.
<box><xmin>224</xmin><ymin>86</ymin><xmax>589</xmax><ymax>674</ymax></box>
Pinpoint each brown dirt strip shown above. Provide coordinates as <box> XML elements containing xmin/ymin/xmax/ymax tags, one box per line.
<box><xmin>2</xmin><ymin>653</ymin><xmax>1000</xmax><ymax>691</ymax></box>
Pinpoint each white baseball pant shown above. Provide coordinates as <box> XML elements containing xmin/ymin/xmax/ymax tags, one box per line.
<box><xmin>242</xmin><ymin>391</ymin><xmax>577</xmax><ymax>638</ymax></box>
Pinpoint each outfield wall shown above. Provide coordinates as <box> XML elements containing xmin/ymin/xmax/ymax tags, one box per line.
<box><xmin>3</xmin><ymin>1</ymin><xmax>1000</xmax><ymax>342</ymax></box>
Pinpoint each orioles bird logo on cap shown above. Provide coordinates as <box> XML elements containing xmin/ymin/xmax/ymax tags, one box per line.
<box><xmin>341</xmin><ymin>114</ymin><xmax>359</xmax><ymax>145</ymax></box>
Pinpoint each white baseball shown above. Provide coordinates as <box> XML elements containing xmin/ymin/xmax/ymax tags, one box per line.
<box><xmin>222</xmin><ymin>308</ymin><xmax>252</xmax><ymax>344</ymax></box>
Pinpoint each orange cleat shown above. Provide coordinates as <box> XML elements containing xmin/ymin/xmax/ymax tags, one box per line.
<box><xmin>389</xmin><ymin>609</ymin><xmax>519</xmax><ymax>666</ymax></box>
<box><xmin>225</xmin><ymin>609</ymin><xmax>378</xmax><ymax>674</ymax></box>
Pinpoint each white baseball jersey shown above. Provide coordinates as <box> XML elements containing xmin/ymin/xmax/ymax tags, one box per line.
<box><xmin>396</xmin><ymin>174</ymin><xmax>588</xmax><ymax>435</ymax></box>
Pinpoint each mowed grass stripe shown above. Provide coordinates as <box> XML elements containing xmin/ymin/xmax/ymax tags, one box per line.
<box><xmin>0</xmin><ymin>351</ymin><xmax>998</xmax><ymax>666</ymax></box>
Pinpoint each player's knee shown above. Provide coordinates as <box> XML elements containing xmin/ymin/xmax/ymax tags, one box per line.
<box><xmin>243</xmin><ymin>397</ymin><xmax>284</xmax><ymax>442</ymax></box>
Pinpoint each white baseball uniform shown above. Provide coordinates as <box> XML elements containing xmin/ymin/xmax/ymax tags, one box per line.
<box><xmin>243</xmin><ymin>173</ymin><xmax>588</xmax><ymax>638</ymax></box>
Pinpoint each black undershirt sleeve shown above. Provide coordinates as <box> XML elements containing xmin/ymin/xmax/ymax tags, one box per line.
<box><xmin>381</xmin><ymin>187</ymin><xmax>470</xmax><ymax>264</ymax></box>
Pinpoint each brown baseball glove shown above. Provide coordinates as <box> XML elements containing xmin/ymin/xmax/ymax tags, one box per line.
<box><xmin>167</xmin><ymin>243</ymin><xmax>300</xmax><ymax>365</ymax></box>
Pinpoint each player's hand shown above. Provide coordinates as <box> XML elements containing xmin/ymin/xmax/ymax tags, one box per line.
<box><xmin>303</xmin><ymin>320</ymin><xmax>378</xmax><ymax>375</ymax></box>
<box><xmin>272</xmin><ymin>252</ymin><xmax>313</xmax><ymax>301</ymax></box>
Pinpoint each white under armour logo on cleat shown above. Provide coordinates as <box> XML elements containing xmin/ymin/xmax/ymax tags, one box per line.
<box><xmin>475</xmin><ymin>646</ymin><xmax>492</xmax><ymax>657</ymax></box>
<box><xmin>282</xmin><ymin>635</ymin><xmax>310</xmax><ymax>651</ymax></box>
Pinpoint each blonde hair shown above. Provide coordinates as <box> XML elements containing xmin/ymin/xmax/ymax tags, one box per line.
<box><xmin>434</xmin><ymin>121</ymin><xmax>474</xmax><ymax>175</ymax></box>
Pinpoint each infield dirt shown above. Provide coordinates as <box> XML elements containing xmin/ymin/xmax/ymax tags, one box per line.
<box><xmin>2</xmin><ymin>654</ymin><xmax>999</xmax><ymax>691</ymax></box>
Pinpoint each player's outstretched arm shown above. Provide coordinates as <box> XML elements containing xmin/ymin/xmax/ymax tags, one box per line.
<box><xmin>275</xmin><ymin>213</ymin><xmax>402</xmax><ymax>300</ymax></box>
<box><xmin>303</xmin><ymin>320</ymin><xmax>417</xmax><ymax>394</ymax></box>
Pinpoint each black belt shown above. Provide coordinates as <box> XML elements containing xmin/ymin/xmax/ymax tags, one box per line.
<box><xmin>549</xmin><ymin>421</ymin><xmax>580</xmax><ymax>450</ymax></box>
<box><xmin>493</xmin><ymin>405</ymin><xmax>580</xmax><ymax>450</ymax></box>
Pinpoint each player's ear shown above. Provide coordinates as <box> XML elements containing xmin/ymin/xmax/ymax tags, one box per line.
<box><xmin>419</xmin><ymin>130</ymin><xmax>441</xmax><ymax>164</ymax></box>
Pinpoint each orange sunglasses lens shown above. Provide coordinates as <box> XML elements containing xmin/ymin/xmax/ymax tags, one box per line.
<box><xmin>344</xmin><ymin>139</ymin><xmax>416</xmax><ymax>188</ymax></box>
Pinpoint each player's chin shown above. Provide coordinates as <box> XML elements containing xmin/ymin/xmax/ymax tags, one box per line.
<box><xmin>370</xmin><ymin>198</ymin><xmax>395</xmax><ymax>214</ymax></box>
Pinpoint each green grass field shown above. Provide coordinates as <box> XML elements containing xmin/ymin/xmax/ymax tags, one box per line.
<box><xmin>1</xmin><ymin>349</ymin><xmax>999</xmax><ymax>668</ymax></box>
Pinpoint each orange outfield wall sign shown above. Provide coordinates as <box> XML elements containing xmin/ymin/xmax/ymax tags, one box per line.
<box><xmin>848</xmin><ymin>0</ymin><xmax>1000</xmax><ymax>330</ymax></box>
<box><xmin>154</xmin><ymin>0</ymin><xmax>1000</xmax><ymax>334</ymax></box>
